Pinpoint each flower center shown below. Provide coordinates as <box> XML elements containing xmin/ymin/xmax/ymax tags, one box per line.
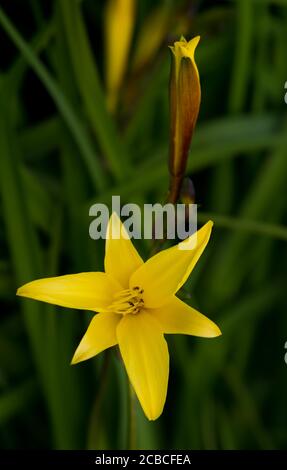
<box><xmin>109</xmin><ymin>286</ymin><xmax>144</xmax><ymax>316</ymax></box>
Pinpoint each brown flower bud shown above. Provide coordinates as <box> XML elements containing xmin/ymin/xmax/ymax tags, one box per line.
<box><xmin>168</xmin><ymin>36</ymin><xmax>201</xmax><ymax>202</ymax></box>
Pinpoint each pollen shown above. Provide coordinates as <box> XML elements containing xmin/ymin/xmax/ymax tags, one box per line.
<box><xmin>107</xmin><ymin>286</ymin><xmax>144</xmax><ymax>315</ymax></box>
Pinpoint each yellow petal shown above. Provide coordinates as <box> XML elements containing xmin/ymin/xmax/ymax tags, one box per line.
<box><xmin>105</xmin><ymin>212</ymin><xmax>143</xmax><ymax>288</ymax></box>
<box><xmin>171</xmin><ymin>36</ymin><xmax>200</xmax><ymax>81</ymax></box>
<box><xmin>17</xmin><ymin>272</ymin><xmax>120</xmax><ymax>311</ymax></box>
<box><xmin>130</xmin><ymin>221</ymin><xmax>213</xmax><ymax>308</ymax></box>
<box><xmin>117</xmin><ymin>311</ymin><xmax>169</xmax><ymax>420</ymax></box>
<box><xmin>71</xmin><ymin>312</ymin><xmax>120</xmax><ymax>364</ymax></box>
<box><xmin>151</xmin><ymin>296</ymin><xmax>221</xmax><ymax>337</ymax></box>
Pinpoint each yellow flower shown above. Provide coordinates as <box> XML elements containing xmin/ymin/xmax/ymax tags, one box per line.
<box><xmin>169</xmin><ymin>36</ymin><xmax>201</xmax><ymax>203</ymax></box>
<box><xmin>17</xmin><ymin>213</ymin><xmax>221</xmax><ymax>420</ymax></box>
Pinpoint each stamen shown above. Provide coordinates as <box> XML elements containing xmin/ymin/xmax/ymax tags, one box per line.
<box><xmin>102</xmin><ymin>287</ymin><xmax>144</xmax><ymax>316</ymax></box>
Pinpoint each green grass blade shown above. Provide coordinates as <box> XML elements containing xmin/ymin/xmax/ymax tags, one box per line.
<box><xmin>0</xmin><ymin>6</ymin><xmax>106</xmax><ymax>191</ymax></box>
<box><xmin>19</xmin><ymin>117</ymin><xmax>62</xmax><ymax>160</ymax></box>
<box><xmin>0</xmin><ymin>79</ymin><xmax>43</xmax><ymax>361</ymax></box>
<box><xmin>229</xmin><ymin>0</ymin><xmax>253</xmax><ymax>112</ymax></box>
<box><xmin>0</xmin><ymin>380</ymin><xmax>37</xmax><ymax>424</ymax></box>
<box><xmin>198</xmin><ymin>212</ymin><xmax>287</xmax><ymax>242</ymax></box>
<box><xmin>87</xmin><ymin>114</ymin><xmax>283</xmax><ymax>205</ymax></box>
<box><xmin>58</xmin><ymin>0</ymin><xmax>129</xmax><ymax>180</ymax></box>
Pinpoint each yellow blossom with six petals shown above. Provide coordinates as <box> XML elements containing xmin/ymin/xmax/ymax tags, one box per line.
<box><xmin>17</xmin><ymin>213</ymin><xmax>221</xmax><ymax>420</ymax></box>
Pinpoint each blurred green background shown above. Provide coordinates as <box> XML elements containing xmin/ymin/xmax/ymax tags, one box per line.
<box><xmin>0</xmin><ymin>0</ymin><xmax>287</xmax><ymax>450</ymax></box>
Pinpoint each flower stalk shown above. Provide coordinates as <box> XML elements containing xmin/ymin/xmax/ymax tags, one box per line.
<box><xmin>127</xmin><ymin>382</ymin><xmax>137</xmax><ymax>450</ymax></box>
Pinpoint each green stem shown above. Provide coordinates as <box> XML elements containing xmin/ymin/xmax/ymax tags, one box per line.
<box><xmin>127</xmin><ymin>382</ymin><xmax>137</xmax><ymax>450</ymax></box>
<box><xmin>87</xmin><ymin>351</ymin><xmax>111</xmax><ymax>450</ymax></box>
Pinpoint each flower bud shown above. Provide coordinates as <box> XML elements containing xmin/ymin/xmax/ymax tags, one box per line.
<box><xmin>168</xmin><ymin>36</ymin><xmax>201</xmax><ymax>202</ymax></box>
<box><xmin>180</xmin><ymin>177</ymin><xmax>196</xmax><ymax>205</ymax></box>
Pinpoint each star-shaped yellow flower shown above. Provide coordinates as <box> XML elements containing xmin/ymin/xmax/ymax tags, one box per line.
<box><xmin>17</xmin><ymin>213</ymin><xmax>221</xmax><ymax>420</ymax></box>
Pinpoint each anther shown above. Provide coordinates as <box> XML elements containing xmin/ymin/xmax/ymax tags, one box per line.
<box><xmin>105</xmin><ymin>287</ymin><xmax>145</xmax><ymax>316</ymax></box>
